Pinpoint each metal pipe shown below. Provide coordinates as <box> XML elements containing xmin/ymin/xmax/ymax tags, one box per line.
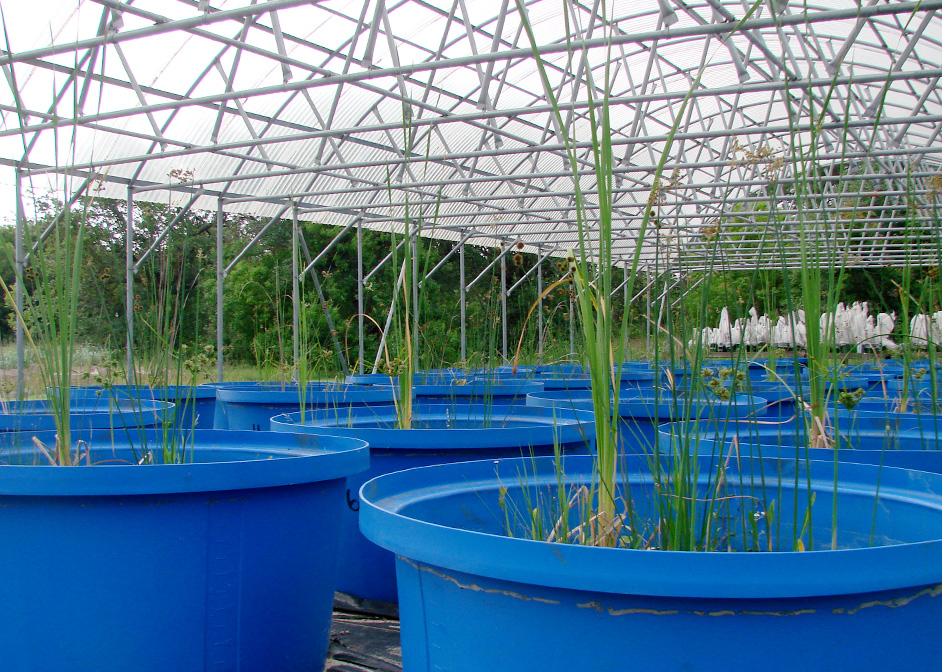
<box><xmin>216</xmin><ymin>199</ymin><xmax>224</xmax><ymax>383</ymax></box>
<box><xmin>125</xmin><ymin>187</ymin><xmax>134</xmax><ymax>381</ymax></box>
<box><xmin>0</xmin><ymin>0</ymin><xmax>313</xmax><ymax>67</ymax></box>
<box><xmin>218</xmin><ymin>154</ymin><xmax>942</xmax><ymax>207</ymax></box>
<box><xmin>467</xmin><ymin>243</ymin><xmax>513</xmax><ymax>291</ymax></box>
<box><xmin>298</xmin><ymin>234</ymin><xmax>349</xmax><ymax>376</ymax></box>
<box><xmin>363</xmin><ymin>236</ymin><xmax>408</xmax><ymax>283</ymax></box>
<box><xmin>357</xmin><ymin>218</ymin><xmax>364</xmax><ymax>375</ymax></box>
<box><xmin>646</xmin><ymin>274</ymin><xmax>652</xmax><ymax>354</ymax></box>
<box><xmin>501</xmin><ymin>253</ymin><xmax>508</xmax><ymax>365</ymax></box>
<box><xmin>372</xmin><ymin>263</ymin><xmax>406</xmax><ymax>373</ymax></box>
<box><xmin>656</xmin><ymin>281</ymin><xmax>670</xmax><ymax>347</ymax></box>
<box><xmin>623</xmin><ymin>273</ymin><xmax>629</xmax><ymax>358</ymax></box>
<box><xmin>13</xmin><ymin>1</ymin><xmax>941</xmax><ymax>138</ymax></box>
<box><xmin>31</xmin><ymin>0</ymin><xmax>527</xmax><ymax>170</ymax></box>
<box><xmin>121</xmin><ymin>110</ymin><xmax>942</xmax><ymax>194</ymax></box>
<box><xmin>24</xmin><ymin>177</ymin><xmax>92</xmax><ymax>265</ymax></box>
<box><xmin>133</xmin><ymin>188</ymin><xmax>206</xmax><ymax>271</ymax></box>
<box><xmin>294</xmin><ymin>187</ymin><xmax>934</xmax><ymax>222</ymax></box>
<box><xmin>299</xmin><ymin>218</ymin><xmax>357</xmax><ymax>276</ymax></box>
<box><xmin>419</xmin><ymin>232</ymin><xmax>472</xmax><ymax>287</ymax></box>
<box><xmin>568</xmin><ymin>293</ymin><xmax>575</xmax><ymax>359</ymax></box>
<box><xmin>507</xmin><ymin>248</ymin><xmax>552</xmax><ymax>295</ymax></box>
<box><xmin>412</xmin><ymin>233</ymin><xmax>419</xmax><ymax>366</ymax></box>
<box><xmin>460</xmin><ymin>241</ymin><xmax>466</xmax><ymax>363</ymax></box>
<box><xmin>224</xmin><ymin>204</ymin><xmax>291</xmax><ymax>276</ymax></box>
<box><xmin>292</xmin><ymin>204</ymin><xmax>300</xmax><ymax>375</ymax></box>
<box><xmin>13</xmin><ymin>139</ymin><xmax>942</xmax><ymax>213</ymax></box>
<box><xmin>612</xmin><ymin>270</ymin><xmax>652</xmax><ymax>298</ymax></box>
<box><xmin>537</xmin><ymin>256</ymin><xmax>543</xmax><ymax>359</ymax></box>
<box><xmin>14</xmin><ymin>169</ymin><xmax>23</xmax><ymax>397</ymax></box>
<box><xmin>670</xmin><ymin>274</ymin><xmax>705</xmax><ymax>308</ymax></box>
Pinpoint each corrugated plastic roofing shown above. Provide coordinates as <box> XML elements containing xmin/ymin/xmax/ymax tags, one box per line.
<box><xmin>2</xmin><ymin>0</ymin><xmax>942</xmax><ymax>270</ymax></box>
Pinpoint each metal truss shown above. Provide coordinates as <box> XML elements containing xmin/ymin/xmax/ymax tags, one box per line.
<box><xmin>6</xmin><ymin>1</ymin><xmax>942</xmax><ymax>376</ymax></box>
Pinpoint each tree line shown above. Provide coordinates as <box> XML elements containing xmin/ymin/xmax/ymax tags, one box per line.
<box><xmin>1</xmin><ymin>196</ymin><xmax>592</xmax><ymax>375</ymax></box>
<box><xmin>2</xmin><ymin>195</ymin><xmax>935</xmax><ymax>374</ymax></box>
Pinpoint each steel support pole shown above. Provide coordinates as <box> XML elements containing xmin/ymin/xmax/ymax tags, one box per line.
<box><xmin>363</xmin><ymin>236</ymin><xmax>408</xmax><ymax>284</ymax></box>
<box><xmin>624</xmin><ymin>271</ymin><xmax>629</xmax><ymax>359</ymax></box>
<box><xmin>297</xmin><ymin>235</ymin><xmax>349</xmax><ymax>376</ymax></box>
<box><xmin>412</xmin><ymin>235</ymin><xmax>419</xmax><ymax>366</ymax></box>
<box><xmin>134</xmin><ymin>188</ymin><xmax>206</xmax><ymax>271</ymax></box>
<box><xmin>501</xmin><ymin>252</ymin><xmax>508</xmax><ymax>364</ymax></box>
<box><xmin>292</xmin><ymin>204</ymin><xmax>300</xmax><ymax>374</ymax></box>
<box><xmin>569</xmin><ymin>293</ymin><xmax>575</xmax><ymax>359</ymax></box>
<box><xmin>646</xmin><ymin>273</ymin><xmax>652</xmax><ymax>354</ymax></box>
<box><xmin>372</xmin><ymin>263</ymin><xmax>405</xmax><ymax>373</ymax></box>
<box><xmin>14</xmin><ymin>168</ymin><xmax>23</xmax><ymax>397</ymax></box>
<box><xmin>668</xmin><ymin>274</ymin><xmax>702</xmax><ymax>309</ymax></box>
<box><xmin>125</xmin><ymin>188</ymin><xmax>134</xmax><ymax>381</ymax></box>
<box><xmin>467</xmin><ymin>244</ymin><xmax>513</xmax><ymax>291</ymax></box>
<box><xmin>657</xmin><ymin>278</ymin><xmax>670</xmax><ymax>348</ymax></box>
<box><xmin>507</xmin><ymin>248</ymin><xmax>552</xmax><ymax>296</ymax></box>
<box><xmin>420</xmin><ymin>232</ymin><xmax>472</xmax><ymax>286</ymax></box>
<box><xmin>537</xmin><ymin>257</ymin><xmax>543</xmax><ymax>359</ymax></box>
<box><xmin>357</xmin><ymin>219</ymin><xmax>364</xmax><ymax>374</ymax></box>
<box><xmin>300</xmin><ymin>218</ymin><xmax>356</xmax><ymax>276</ymax></box>
<box><xmin>224</xmin><ymin>205</ymin><xmax>291</xmax><ymax>276</ymax></box>
<box><xmin>24</xmin><ymin>177</ymin><xmax>92</xmax><ymax>265</ymax></box>
<box><xmin>216</xmin><ymin>199</ymin><xmax>224</xmax><ymax>383</ymax></box>
<box><xmin>459</xmin><ymin>242</ymin><xmax>466</xmax><ymax>363</ymax></box>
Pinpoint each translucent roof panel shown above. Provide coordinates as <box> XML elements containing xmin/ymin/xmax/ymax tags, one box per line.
<box><xmin>1</xmin><ymin>0</ymin><xmax>941</xmax><ymax>269</ymax></box>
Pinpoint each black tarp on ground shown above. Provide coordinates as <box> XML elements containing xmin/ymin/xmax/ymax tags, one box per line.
<box><xmin>326</xmin><ymin>594</ymin><xmax>402</xmax><ymax>672</ymax></box>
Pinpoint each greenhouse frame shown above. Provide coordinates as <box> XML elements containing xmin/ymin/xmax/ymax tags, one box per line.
<box><xmin>8</xmin><ymin>4</ymin><xmax>942</xmax><ymax>672</ymax></box>
<box><xmin>1</xmin><ymin>0</ymin><xmax>941</xmax><ymax>377</ymax></box>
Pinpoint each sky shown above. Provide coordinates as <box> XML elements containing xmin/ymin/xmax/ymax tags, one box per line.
<box><xmin>0</xmin><ymin>173</ymin><xmax>15</xmax><ymax>227</ymax></box>
<box><xmin>0</xmin><ymin>0</ymin><xmax>81</xmax><ymax>227</ymax></box>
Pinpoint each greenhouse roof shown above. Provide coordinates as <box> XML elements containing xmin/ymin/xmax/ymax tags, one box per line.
<box><xmin>2</xmin><ymin>0</ymin><xmax>942</xmax><ymax>271</ymax></box>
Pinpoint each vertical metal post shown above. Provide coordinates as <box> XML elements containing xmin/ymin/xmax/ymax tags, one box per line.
<box><xmin>537</xmin><ymin>257</ymin><xmax>543</xmax><ymax>359</ymax></box>
<box><xmin>569</xmin><ymin>293</ymin><xmax>575</xmax><ymax>358</ymax></box>
<box><xmin>292</xmin><ymin>204</ymin><xmax>300</xmax><ymax>374</ymax></box>
<box><xmin>646</xmin><ymin>270</ymin><xmax>652</xmax><ymax>354</ymax></box>
<box><xmin>216</xmin><ymin>199</ymin><xmax>224</xmax><ymax>383</ymax></box>
<box><xmin>412</xmin><ymin>235</ymin><xmax>419</xmax><ymax>365</ymax></box>
<box><xmin>371</xmin><ymin>264</ymin><xmax>405</xmax><ymax>373</ymax></box>
<box><xmin>657</xmin><ymin>277</ymin><xmax>669</xmax><ymax>345</ymax></box>
<box><xmin>501</xmin><ymin>252</ymin><xmax>508</xmax><ymax>364</ymax></box>
<box><xmin>125</xmin><ymin>187</ymin><xmax>134</xmax><ymax>382</ymax></box>
<box><xmin>459</xmin><ymin>242</ymin><xmax>467</xmax><ymax>363</ymax></box>
<box><xmin>14</xmin><ymin>168</ymin><xmax>24</xmax><ymax>398</ymax></box>
<box><xmin>298</xmin><ymin>235</ymin><xmax>350</xmax><ymax>376</ymax></box>
<box><xmin>357</xmin><ymin>219</ymin><xmax>364</xmax><ymax>374</ymax></box>
<box><xmin>623</xmin><ymin>268</ymin><xmax>629</xmax><ymax>359</ymax></box>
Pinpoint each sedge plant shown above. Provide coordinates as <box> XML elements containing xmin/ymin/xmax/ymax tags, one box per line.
<box><xmin>385</xmin><ymin>103</ymin><xmax>445</xmax><ymax>429</ymax></box>
<box><xmin>512</xmin><ymin>0</ymin><xmax>866</xmax><ymax>552</ymax></box>
<box><xmin>515</xmin><ymin>0</ymin><xmax>714</xmax><ymax>548</ymax></box>
<box><xmin>0</xmin><ymin>197</ymin><xmax>87</xmax><ymax>465</ymax></box>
